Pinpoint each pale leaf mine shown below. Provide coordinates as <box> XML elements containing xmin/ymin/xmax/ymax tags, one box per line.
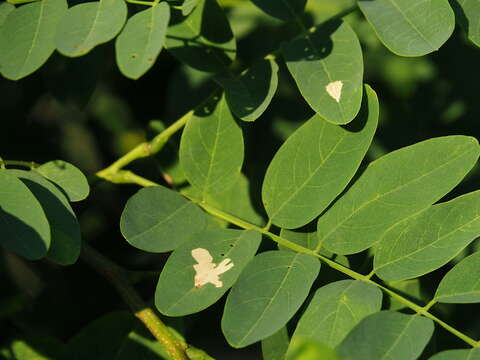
<box><xmin>192</xmin><ymin>248</ymin><xmax>234</xmax><ymax>288</ymax></box>
<box><xmin>326</xmin><ymin>80</ymin><xmax>343</xmax><ymax>102</ymax></box>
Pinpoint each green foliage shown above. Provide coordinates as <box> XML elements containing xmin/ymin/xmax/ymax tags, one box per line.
<box><xmin>0</xmin><ymin>0</ymin><xmax>67</xmax><ymax>80</ymax></box>
<box><xmin>2</xmin><ymin>0</ymin><xmax>480</xmax><ymax>358</ymax></box>
<box><xmin>357</xmin><ymin>0</ymin><xmax>455</xmax><ymax>56</ymax></box>
<box><xmin>115</xmin><ymin>2</ymin><xmax>170</xmax><ymax>79</ymax></box>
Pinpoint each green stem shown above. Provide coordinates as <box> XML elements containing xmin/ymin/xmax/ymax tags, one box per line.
<box><xmin>96</xmin><ymin>110</ymin><xmax>193</xmax><ymax>182</ymax></box>
<box><xmin>80</xmin><ymin>242</ymin><xmax>189</xmax><ymax>360</ymax></box>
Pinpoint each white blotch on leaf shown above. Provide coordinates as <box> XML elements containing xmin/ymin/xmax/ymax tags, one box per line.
<box><xmin>192</xmin><ymin>248</ymin><xmax>234</xmax><ymax>288</ymax></box>
<box><xmin>326</xmin><ymin>80</ymin><xmax>343</xmax><ymax>103</ymax></box>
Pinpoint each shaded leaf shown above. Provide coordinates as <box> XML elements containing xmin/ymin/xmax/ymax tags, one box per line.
<box><xmin>179</xmin><ymin>94</ymin><xmax>244</xmax><ymax>197</ymax></box>
<box><xmin>0</xmin><ymin>0</ymin><xmax>67</xmax><ymax>80</ymax></box>
<box><xmin>387</xmin><ymin>279</ymin><xmax>422</xmax><ymax>311</ymax></box>
<box><xmin>451</xmin><ymin>0</ymin><xmax>480</xmax><ymax>47</ymax></box>
<box><xmin>60</xmin><ymin>312</ymin><xmax>136</xmax><ymax>360</ymax></box>
<box><xmin>219</xmin><ymin>58</ymin><xmax>279</xmax><ymax>122</ymax></box>
<box><xmin>120</xmin><ymin>186</ymin><xmax>208</xmax><ymax>253</ymax></box>
<box><xmin>0</xmin><ymin>170</ymin><xmax>50</xmax><ymax>259</ymax></box>
<box><xmin>115</xmin><ymin>326</ymin><xmax>170</xmax><ymax>360</ymax></box>
<box><xmin>250</xmin><ymin>0</ymin><xmax>306</xmax><ymax>20</ymax></box>
<box><xmin>35</xmin><ymin>160</ymin><xmax>89</xmax><ymax>202</ymax></box>
<box><xmin>358</xmin><ymin>0</ymin><xmax>455</xmax><ymax>56</ymax></box>
<box><xmin>375</xmin><ymin>190</ymin><xmax>480</xmax><ymax>281</ymax></box>
<box><xmin>262</xmin><ymin>85</ymin><xmax>378</xmax><ymax>229</ymax></box>
<box><xmin>435</xmin><ymin>251</ymin><xmax>480</xmax><ymax>303</ymax></box>
<box><xmin>10</xmin><ymin>336</ymin><xmax>63</xmax><ymax>360</ymax></box>
<box><xmin>319</xmin><ymin>136</ymin><xmax>480</xmax><ymax>255</ymax></box>
<box><xmin>282</xmin><ymin>20</ymin><xmax>363</xmax><ymax>124</ymax></box>
<box><xmin>10</xmin><ymin>170</ymin><xmax>81</xmax><ymax>265</ymax></box>
<box><xmin>222</xmin><ymin>251</ymin><xmax>320</xmax><ymax>348</ymax></box>
<box><xmin>428</xmin><ymin>349</ymin><xmax>480</xmax><ymax>360</ymax></box>
<box><xmin>337</xmin><ymin>311</ymin><xmax>434</xmax><ymax>360</ymax></box>
<box><xmin>181</xmin><ymin>0</ymin><xmax>200</xmax><ymax>16</ymax></box>
<box><xmin>55</xmin><ymin>0</ymin><xmax>127</xmax><ymax>57</ymax></box>
<box><xmin>289</xmin><ymin>280</ymin><xmax>382</xmax><ymax>349</ymax></box>
<box><xmin>115</xmin><ymin>2</ymin><xmax>170</xmax><ymax>80</ymax></box>
<box><xmin>166</xmin><ymin>0</ymin><xmax>236</xmax><ymax>73</ymax></box>
<box><xmin>261</xmin><ymin>327</ymin><xmax>289</xmax><ymax>360</ymax></box>
<box><xmin>155</xmin><ymin>229</ymin><xmax>261</xmax><ymax>316</ymax></box>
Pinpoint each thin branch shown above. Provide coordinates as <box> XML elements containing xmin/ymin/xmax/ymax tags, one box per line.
<box><xmin>80</xmin><ymin>242</ymin><xmax>189</xmax><ymax>360</ymax></box>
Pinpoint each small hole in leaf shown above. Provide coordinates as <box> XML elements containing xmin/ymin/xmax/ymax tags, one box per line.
<box><xmin>220</xmin><ymin>253</ymin><xmax>225</xmax><ymax>257</ymax></box>
<box><xmin>229</xmin><ymin>244</ymin><xmax>234</xmax><ymax>248</ymax></box>
<box><xmin>131</xmin><ymin>53</ymin><xmax>138</xmax><ymax>59</ymax></box>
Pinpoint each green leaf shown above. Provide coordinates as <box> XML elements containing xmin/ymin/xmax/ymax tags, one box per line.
<box><xmin>0</xmin><ymin>2</ymin><xmax>14</xmax><ymax>27</ymax></box>
<box><xmin>0</xmin><ymin>170</ymin><xmax>50</xmax><ymax>259</ymax></box>
<box><xmin>9</xmin><ymin>170</ymin><xmax>81</xmax><ymax>265</ymax></box>
<box><xmin>357</xmin><ymin>0</ymin><xmax>455</xmax><ymax>56</ymax></box>
<box><xmin>387</xmin><ymin>279</ymin><xmax>422</xmax><ymax>311</ymax></box>
<box><xmin>261</xmin><ymin>327</ymin><xmax>289</xmax><ymax>360</ymax></box>
<box><xmin>120</xmin><ymin>186</ymin><xmax>208</xmax><ymax>253</ymax></box>
<box><xmin>374</xmin><ymin>190</ymin><xmax>480</xmax><ymax>281</ymax></box>
<box><xmin>451</xmin><ymin>0</ymin><xmax>480</xmax><ymax>47</ymax></box>
<box><xmin>55</xmin><ymin>0</ymin><xmax>127</xmax><ymax>57</ymax></box>
<box><xmin>435</xmin><ymin>251</ymin><xmax>480</xmax><ymax>303</ymax></box>
<box><xmin>0</xmin><ymin>0</ymin><xmax>67</xmax><ymax>80</ymax></box>
<box><xmin>282</xmin><ymin>20</ymin><xmax>363</xmax><ymax>124</ymax></box>
<box><xmin>262</xmin><ymin>85</ymin><xmax>378</xmax><ymax>229</ymax></box>
<box><xmin>337</xmin><ymin>311</ymin><xmax>434</xmax><ymax>360</ymax></box>
<box><xmin>35</xmin><ymin>160</ymin><xmax>89</xmax><ymax>202</ymax></box>
<box><xmin>428</xmin><ymin>349</ymin><xmax>480</xmax><ymax>360</ymax></box>
<box><xmin>179</xmin><ymin>94</ymin><xmax>244</xmax><ymax>197</ymax></box>
<box><xmin>61</xmin><ymin>312</ymin><xmax>136</xmax><ymax>360</ymax></box>
<box><xmin>249</xmin><ymin>0</ymin><xmax>306</xmax><ymax>20</ymax></box>
<box><xmin>222</xmin><ymin>251</ymin><xmax>320</xmax><ymax>348</ymax></box>
<box><xmin>166</xmin><ymin>0</ymin><xmax>236</xmax><ymax>73</ymax></box>
<box><xmin>218</xmin><ymin>58</ymin><xmax>279</xmax><ymax>122</ymax></box>
<box><xmin>286</xmin><ymin>339</ymin><xmax>340</xmax><ymax>360</ymax></box>
<box><xmin>155</xmin><ymin>229</ymin><xmax>261</xmax><ymax>316</ymax></box>
<box><xmin>289</xmin><ymin>280</ymin><xmax>382</xmax><ymax>350</ymax></box>
<box><xmin>319</xmin><ymin>136</ymin><xmax>480</xmax><ymax>255</ymax></box>
<box><xmin>115</xmin><ymin>3</ymin><xmax>170</xmax><ymax>80</ymax></box>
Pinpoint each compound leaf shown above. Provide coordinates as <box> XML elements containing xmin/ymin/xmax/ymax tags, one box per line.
<box><xmin>319</xmin><ymin>136</ymin><xmax>480</xmax><ymax>255</ymax></box>
<box><xmin>282</xmin><ymin>20</ymin><xmax>363</xmax><ymax>124</ymax></box>
<box><xmin>0</xmin><ymin>0</ymin><xmax>67</xmax><ymax>80</ymax></box>
<box><xmin>115</xmin><ymin>2</ymin><xmax>170</xmax><ymax>80</ymax></box>
<box><xmin>0</xmin><ymin>170</ymin><xmax>50</xmax><ymax>260</ymax></box>
<box><xmin>451</xmin><ymin>0</ymin><xmax>480</xmax><ymax>47</ymax></box>
<box><xmin>428</xmin><ymin>349</ymin><xmax>480</xmax><ymax>360</ymax></box>
<box><xmin>56</xmin><ymin>0</ymin><xmax>127</xmax><ymax>57</ymax></box>
<box><xmin>289</xmin><ymin>280</ymin><xmax>382</xmax><ymax>350</ymax></box>
<box><xmin>249</xmin><ymin>0</ymin><xmax>306</xmax><ymax>20</ymax></box>
<box><xmin>375</xmin><ymin>190</ymin><xmax>480</xmax><ymax>281</ymax></box>
<box><xmin>357</xmin><ymin>0</ymin><xmax>455</xmax><ymax>56</ymax></box>
<box><xmin>337</xmin><ymin>311</ymin><xmax>434</xmax><ymax>360</ymax></box>
<box><xmin>222</xmin><ymin>251</ymin><xmax>320</xmax><ymax>348</ymax></box>
<box><xmin>35</xmin><ymin>160</ymin><xmax>89</xmax><ymax>202</ymax></box>
<box><xmin>435</xmin><ymin>251</ymin><xmax>480</xmax><ymax>303</ymax></box>
<box><xmin>120</xmin><ymin>186</ymin><xmax>208</xmax><ymax>253</ymax></box>
<box><xmin>219</xmin><ymin>58</ymin><xmax>279</xmax><ymax>122</ymax></box>
<box><xmin>155</xmin><ymin>229</ymin><xmax>261</xmax><ymax>316</ymax></box>
<box><xmin>10</xmin><ymin>170</ymin><xmax>81</xmax><ymax>265</ymax></box>
<box><xmin>262</xmin><ymin>85</ymin><xmax>378</xmax><ymax>229</ymax></box>
<box><xmin>179</xmin><ymin>94</ymin><xmax>244</xmax><ymax>197</ymax></box>
<box><xmin>166</xmin><ymin>0</ymin><xmax>236</xmax><ymax>73</ymax></box>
